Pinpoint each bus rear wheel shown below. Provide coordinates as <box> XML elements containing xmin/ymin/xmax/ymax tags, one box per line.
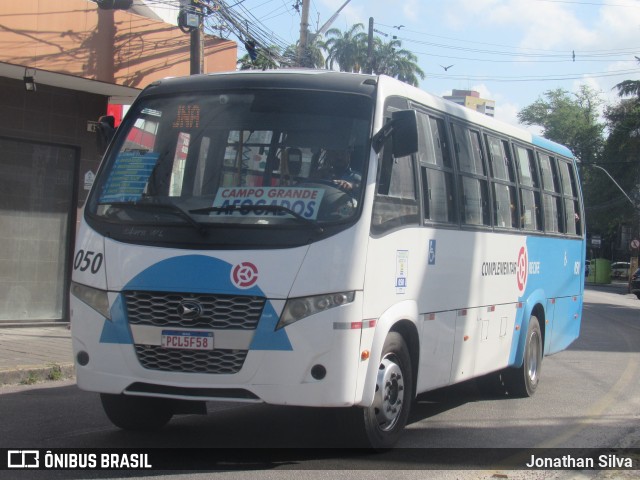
<box><xmin>506</xmin><ymin>315</ymin><xmax>542</xmax><ymax>397</ymax></box>
<box><xmin>359</xmin><ymin>332</ymin><xmax>413</xmax><ymax>449</ymax></box>
<box><xmin>101</xmin><ymin>393</ymin><xmax>174</xmax><ymax>431</ymax></box>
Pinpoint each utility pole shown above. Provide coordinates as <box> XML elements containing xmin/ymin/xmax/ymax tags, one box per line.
<box><xmin>179</xmin><ymin>0</ymin><xmax>204</xmax><ymax>74</ymax></box>
<box><xmin>191</xmin><ymin>14</ymin><xmax>203</xmax><ymax>75</ymax></box>
<box><xmin>298</xmin><ymin>0</ymin><xmax>310</xmax><ymax>67</ymax></box>
<box><xmin>367</xmin><ymin>17</ymin><xmax>374</xmax><ymax>74</ymax></box>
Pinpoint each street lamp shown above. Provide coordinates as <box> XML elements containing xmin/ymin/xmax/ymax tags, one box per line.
<box><xmin>591</xmin><ymin>164</ymin><xmax>637</xmax><ymax>208</ymax></box>
<box><xmin>590</xmin><ymin>164</ymin><xmax>640</xmax><ymax>286</ymax></box>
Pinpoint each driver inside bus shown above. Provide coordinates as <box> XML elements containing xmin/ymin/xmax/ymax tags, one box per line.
<box><xmin>321</xmin><ymin>149</ymin><xmax>361</xmax><ymax>193</ymax></box>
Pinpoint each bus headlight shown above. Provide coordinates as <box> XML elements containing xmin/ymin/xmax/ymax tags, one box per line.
<box><xmin>70</xmin><ymin>281</ymin><xmax>111</xmax><ymax>319</ymax></box>
<box><xmin>276</xmin><ymin>291</ymin><xmax>355</xmax><ymax>330</ymax></box>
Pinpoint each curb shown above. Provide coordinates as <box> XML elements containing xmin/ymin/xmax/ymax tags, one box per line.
<box><xmin>0</xmin><ymin>363</ymin><xmax>75</xmax><ymax>386</ymax></box>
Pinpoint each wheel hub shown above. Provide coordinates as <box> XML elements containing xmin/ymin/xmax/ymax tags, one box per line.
<box><xmin>527</xmin><ymin>330</ymin><xmax>540</xmax><ymax>383</ymax></box>
<box><xmin>372</xmin><ymin>356</ymin><xmax>405</xmax><ymax>431</ymax></box>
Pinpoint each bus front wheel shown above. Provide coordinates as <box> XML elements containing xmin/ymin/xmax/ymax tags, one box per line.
<box><xmin>359</xmin><ymin>332</ymin><xmax>413</xmax><ymax>449</ymax></box>
<box><xmin>506</xmin><ymin>315</ymin><xmax>542</xmax><ymax>397</ymax></box>
<box><xmin>100</xmin><ymin>393</ymin><xmax>174</xmax><ymax>431</ymax></box>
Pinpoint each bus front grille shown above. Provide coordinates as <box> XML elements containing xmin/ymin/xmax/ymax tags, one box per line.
<box><xmin>123</xmin><ymin>291</ymin><xmax>265</xmax><ymax>330</ymax></box>
<box><xmin>135</xmin><ymin>345</ymin><xmax>248</xmax><ymax>374</ymax></box>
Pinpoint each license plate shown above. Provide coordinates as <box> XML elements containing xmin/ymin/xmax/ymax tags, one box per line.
<box><xmin>161</xmin><ymin>330</ymin><xmax>214</xmax><ymax>351</ymax></box>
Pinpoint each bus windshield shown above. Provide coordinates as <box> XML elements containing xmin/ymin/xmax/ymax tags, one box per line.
<box><xmin>89</xmin><ymin>89</ymin><xmax>372</xmax><ymax>236</ymax></box>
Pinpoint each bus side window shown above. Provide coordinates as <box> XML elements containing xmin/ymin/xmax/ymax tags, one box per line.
<box><xmin>452</xmin><ymin>123</ymin><xmax>485</xmax><ymax>176</ymax></box>
<box><xmin>514</xmin><ymin>145</ymin><xmax>542</xmax><ymax>231</ymax></box>
<box><xmin>372</xmin><ymin>136</ymin><xmax>419</xmax><ymax>233</ymax></box>
<box><xmin>452</xmin><ymin>124</ymin><xmax>490</xmax><ymax>227</ymax></box>
<box><xmin>558</xmin><ymin>160</ymin><xmax>581</xmax><ymax>235</ymax></box>
<box><xmin>486</xmin><ymin>135</ymin><xmax>517</xmax><ymax>229</ymax></box>
<box><xmin>460</xmin><ymin>176</ymin><xmax>490</xmax><ymax>226</ymax></box>
<box><xmin>417</xmin><ymin>112</ymin><xmax>456</xmax><ymax>224</ymax></box>
<box><xmin>538</xmin><ymin>153</ymin><xmax>564</xmax><ymax>233</ymax></box>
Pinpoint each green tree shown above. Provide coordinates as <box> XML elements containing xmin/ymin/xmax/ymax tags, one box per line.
<box><xmin>323</xmin><ymin>23</ymin><xmax>367</xmax><ymax>73</ymax></box>
<box><xmin>613</xmin><ymin>79</ymin><xmax>640</xmax><ymax>98</ymax></box>
<box><xmin>517</xmin><ymin>86</ymin><xmax>604</xmax><ymax>165</ymax></box>
<box><xmin>595</xmin><ymin>100</ymin><xmax>640</xmax><ymax>235</ymax></box>
<box><xmin>321</xmin><ymin>25</ymin><xmax>424</xmax><ymax>86</ymax></box>
<box><xmin>283</xmin><ymin>36</ymin><xmax>325</xmax><ymax>68</ymax></box>
<box><xmin>517</xmin><ymin>87</ymin><xmax>622</xmax><ymax>257</ymax></box>
<box><xmin>237</xmin><ymin>44</ymin><xmax>281</xmax><ymax>70</ymax></box>
<box><xmin>596</xmin><ymin>80</ymin><xmax>640</xmax><ymax>253</ymax></box>
<box><xmin>369</xmin><ymin>37</ymin><xmax>425</xmax><ymax>86</ymax></box>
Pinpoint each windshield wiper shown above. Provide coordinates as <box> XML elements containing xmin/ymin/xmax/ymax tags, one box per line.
<box><xmin>190</xmin><ymin>204</ymin><xmax>324</xmax><ymax>234</ymax></box>
<box><xmin>100</xmin><ymin>201</ymin><xmax>206</xmax><ymax>235</ymax></box>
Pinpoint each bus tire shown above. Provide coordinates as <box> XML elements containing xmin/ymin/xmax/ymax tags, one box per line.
<box><xmin>100</xmin><ymin>393</ymin><xmax>174</xmax><ymax>431</ymax></box>
<box><xmin>506</xmin><ymin>315</ymin><xmax>542</xmax><ymax>397</ymax></box>
<box><xmin>360</xmin><ymin>332</ymin><xmax>413</xmax><ymax>449</ymax></box>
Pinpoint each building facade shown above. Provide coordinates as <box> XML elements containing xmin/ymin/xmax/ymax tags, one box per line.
<box><xmin>0</xmin><ymin>0</ymin><xmax>237</xmax><ymax>325</ymax></box>
<box><xmin>444</xmin><ymin>89</ymin><xmax>496</xmax><ymax>118</ymax></box>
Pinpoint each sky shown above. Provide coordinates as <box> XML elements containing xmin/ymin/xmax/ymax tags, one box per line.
<box><xmin>215</xmin><ymin>0</ymin><xmax>640</xmax><ymax>131</ymax></box>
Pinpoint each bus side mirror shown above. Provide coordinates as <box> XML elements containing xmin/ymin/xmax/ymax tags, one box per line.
<box><xmin>391</xmin><ymin>110</ymin><xmax>418</xmax><ymax>158</ymax></box>
<box><xmin>372</xmin><ymin>109</ymin><xmax>418</xmax><ymax>157</ymax></box>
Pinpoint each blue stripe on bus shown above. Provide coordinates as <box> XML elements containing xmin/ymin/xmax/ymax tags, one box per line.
<box><xmin>100</xmin><ymin>295</ymin><xmax>133</xmax><ymax>344</ymax></box>
<box><xmin>509</xmin><ymin>236</ymin><xmax>584</xmax><ymax>366</ymax></box>
<box><xmin>99</xmin><ymin>255</ymin><xmax>292</xmax><ymax>351</ymax></box>
<box><xmin>532</xmin><ymin>135</ymin><xmax>575</xmax><ymax>158</ymax></box>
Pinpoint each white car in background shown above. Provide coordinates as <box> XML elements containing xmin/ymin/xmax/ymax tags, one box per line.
<box><xmin>611</xmin><ymin>261</ymin><xmax>631</xmax><ymax>280</ymax></box>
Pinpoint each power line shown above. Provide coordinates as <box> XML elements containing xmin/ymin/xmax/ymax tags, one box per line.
<box><xmin>423</xmin><ymin>68</ymin><xmax>640</xmax><ymax>83</ymax></box>
<box><xmin>532</xmin><ymin>0</ymin><xmax>640</xmax><ymax>8</ymax></box>
<box><xmin>370</xmin><ymin>20</ymin><xmax>640</xmax><ymax>84</ymax></box>
<box><xmin>210</xmin><ymin>0</ymin><xmax>295</xmax><ymax>65</ymax></box>
<box><xmin>374</xmin><ymin>23</ymin><xmax>640</xmax><ymax>61</ymax></box>
<box><xmin>139</xmin><ymin>1</ymin><xmax>640</xmax><ymax>81</ymax></box>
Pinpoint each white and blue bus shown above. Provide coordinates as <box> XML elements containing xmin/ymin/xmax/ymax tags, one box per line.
<box><xmin>71</xmin><ymin>70</ymin><xmax>585</xmax><ymax>448</ymax></box>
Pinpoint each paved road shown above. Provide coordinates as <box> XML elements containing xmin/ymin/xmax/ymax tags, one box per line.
<box><xmin>1</xmin><ymin>286</ymin><xmax>638</xmax><ymax>479</ymax></box>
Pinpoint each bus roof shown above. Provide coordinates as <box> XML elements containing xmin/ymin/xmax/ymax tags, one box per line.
<box><xmin>374</xmin><ymin>74</ymin><xmax>576</xmax><ymax>160</ymax></box>
<box><xmin>143</xmin><ymin>69</ymin><xmax>379</xmax><ymax>97</ymax></box>
<box><xmin>141</xmin><ymin>69</ymin><xmax>575</xmax><ymax>160</ymax></box>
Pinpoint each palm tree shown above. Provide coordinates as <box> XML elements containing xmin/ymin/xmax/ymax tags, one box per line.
<box><xmin>320</xmin><ymin>25</ymin><xmax>424</xmax><ymax>85</ymax></box>
<box><xmin>614</xmin><ymin>57</ymin><xmax>640</xmax><ymax>99</ymax></box>
<box><xmin>322</xmin><ymin>23</ymin><xmax>367</xmax><ymax>73</ymax></box>
<box><xmin>283</xmin><ymin>36</ymin><xmax>325</xmax><ymax>68</ymax></box>
<box><xmin>370</xmin><ymin>38</ymin><xmax>425</xmax><ymax>86</ymax></box>
<box><xmin>388</xmin><ymin>52</ymin><xmax>425</xmax><ymax>87</ymax></box>
<box><xmin>615</xmin><ymin>80</ymin><xmax>640</xmax><ymax>99</ymax></box>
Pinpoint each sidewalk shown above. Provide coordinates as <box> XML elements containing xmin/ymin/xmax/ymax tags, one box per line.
<box><xmin>0</xmin><ymin>325</ymin><xmax>74</xmax><ymax>386</ymax></box>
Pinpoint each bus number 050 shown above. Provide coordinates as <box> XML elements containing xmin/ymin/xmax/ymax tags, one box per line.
<box><xmin>73</xmin><ymin>250</ymin><xmax>103</xmax><ymax>274</ymax></box>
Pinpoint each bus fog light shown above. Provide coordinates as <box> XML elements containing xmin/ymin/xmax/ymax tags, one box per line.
<box><xmin>77</xmin><ymin>351</ymin><xmax>90</xmax><ymax>366</ymax></box>
<box><xmin>311</xmin><ymin>364</ymin><xmax>326</xmax><ymax>380</ymax></box>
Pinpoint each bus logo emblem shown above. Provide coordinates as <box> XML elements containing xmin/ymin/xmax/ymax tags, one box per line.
<box><xmin>232</xmin><ymin>262</ymin><xmax>259</xmax><ymax>289</ymax></box>
<box><xmin>517</xmin><ymin>246</ymin><xmax>528</xmax><ymax>292</ymax></box>
<box><xmin>178</xmin><ymin>300</ymin><xmax>203</xmax><ymax>320</ymax></box>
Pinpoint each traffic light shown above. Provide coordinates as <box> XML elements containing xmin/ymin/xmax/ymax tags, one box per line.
<box><xmin>96</xmin><ymin>0</ymin><xmax>133</xmax><ymax>9</ymax></box>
